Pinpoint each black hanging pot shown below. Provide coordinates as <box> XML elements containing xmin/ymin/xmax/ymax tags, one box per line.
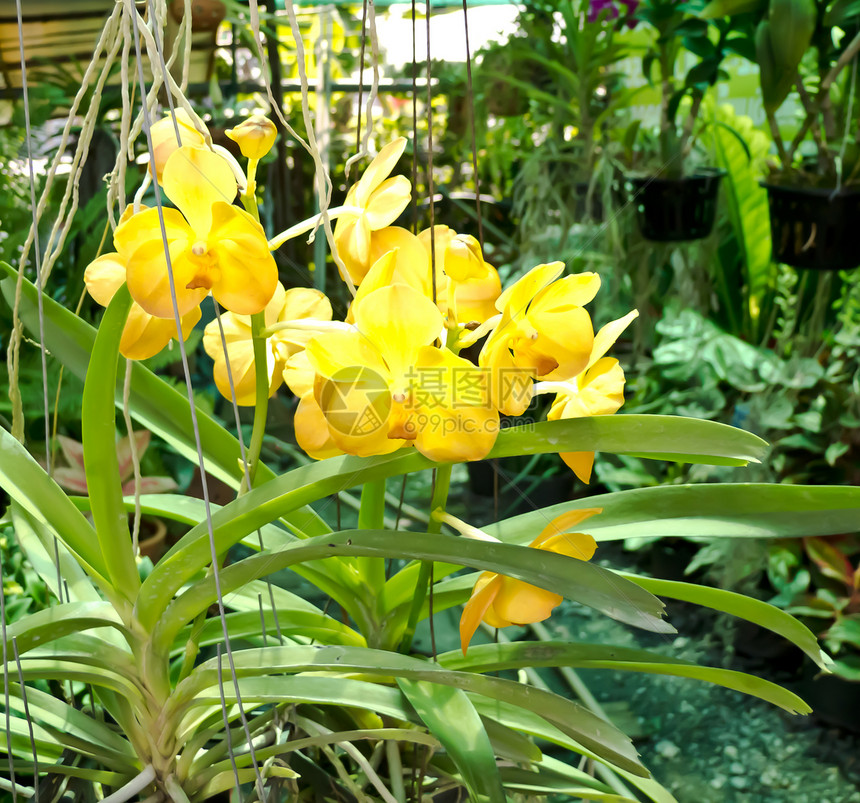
<box><xmin>763</xmin><ymin>183</ymin><xmax>860</xmax><ymax>271</ymax></box>
<box><xmin>628</xmin><ymin>168</ymin><xmax>725</xmax><ymax>242</ymax></box>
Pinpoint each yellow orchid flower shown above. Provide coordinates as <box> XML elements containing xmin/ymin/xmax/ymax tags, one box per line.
<box><xmin>472</xmin><ymin>263</ymin><xmax>598</xmax><ymax>416</ymax></box>
<box><xmin>202</xmin><ymin>283</ymin><xmax>332</xmax><ymax>406</ymax></box>
<box><xmin>149</xmin><ymin>108</ymin><xmax>207</xmax><ymax>184</ymax></box>
<box><xmin>304</xmin><ymin>283</ymin><xmax>498</xmax><ymax>462</ymax></box>
<box><xmin>333</xmin><ymin>139</ymin><xmax>412</xmax><ymax>285</ymax></box>
<box><xmin>543</xmin><ymin>310</ymin><xmax>639</xmax><ymax>483</ymax></box>
<box><xmin>115</xmin><ymin>145</ymin><xmax>277</xmax><ymax>319</ymax></box>
<box><xmin>418</xmin><ymin>225</ymin><xmax>501</xmax><ymax>325</ymax></box>
<box><xmin>459</xmin><ymin>508</ymin><xmax>601</xmax><ymax>655</ymax></box>
<box><xmin>84</xmin><ymin>252</ymin><xmax>200</xmax><ymax>360</ymax></box>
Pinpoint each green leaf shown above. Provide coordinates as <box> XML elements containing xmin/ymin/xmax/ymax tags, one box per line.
<box><xmin>81</xmin><ymin>284</ymin><xmax>139</xmax><ymax>603</ymax></box>
<box><xmin>701</xmin><ymin>0</ymin><xmax>766</xmax><ymax>17</ymax></box>
<box><xmin>496</xmin><ymin>483</ymin><xmax>860</xmax><ymax>545</ymax></box>
<box><xmin>2</xmin><ymin>684</ymin><xmax>138</xmax><ymax>770</ymax></box>
<box><xmin>489</xmin><ymin>415</ymin><xmax>768</xmax><ymax>466</ymax></box>
<box><xmin>398</xmin><ymin>679</ymin><xmax>507</xmax><ymax>803</ymax></box>
<box><xmin>152</xmin><ymin>530</ymin><xmax>672</xmax><ymax>656</ymax></box>
<box><xmin>440</xmin><ymin>641</ymin><xmax>811</xmax><ymax>714</ymax></box>
<box><xmin>0</xmin><ymin>261</ymin><xmax>330</xmax><ymax>540</ymax></box>
<box><xmin>138</xmin><ymin>415</ymin><xmax>766</xmax><ymax>634</ymax></box>
<box><xmin>10</xmin><ymin>502</ymin><xmax>100</xmax><ymax>605</ymax></box>
<box><xmin>0</xmin><ymin>425</ymin><xmax>107</xmax><ymax>583</ymax></box>
<box><xmin>711</xmin><ymin>110</ymin><xmax>774</xmax><ymax>339</ymax></box>
<box><xmin>469</xmin><ymin>699</ymin><xmax>678</xmax><ymax>803</ymax></box>
<box><xmin>177</xmin><ymin>645</ymin><xmax>648</xmax><ymax>777</ymax></box>
<box><xmin>3</xmin><ymin>602</ymin><xmax>127</xmax><ymax>658</ymax></box>
<box><xmin>619</xmin><ymin>572</ymin><xmax>830</xmax><ymax>670</ymax></box>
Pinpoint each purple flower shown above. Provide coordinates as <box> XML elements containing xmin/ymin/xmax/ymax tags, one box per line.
<box><xmin>587</xmin><ymin>0</ymin><xmax>639</xmax><ymax>24</ymax></box>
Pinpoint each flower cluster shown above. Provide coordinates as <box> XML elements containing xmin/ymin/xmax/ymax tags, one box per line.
<box><xmin>85</xmin><ymin>111</ymin><xmax>278</xmax><ymax>358</ymax></box>
<box><xmin>85</xmin><ymin>119</ymin><xmax>636</xmax><ymax>471</ymax></box>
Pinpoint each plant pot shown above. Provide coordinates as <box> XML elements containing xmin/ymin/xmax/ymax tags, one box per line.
<box><xmin>628</xmin><ymin>169</ymin><xmax>725</xmax><ymax>242</ymax></box>
<box><xmin>763</xmin><ymin>183</ymin><xmax>860</xmax><ymax>271</ymax></box>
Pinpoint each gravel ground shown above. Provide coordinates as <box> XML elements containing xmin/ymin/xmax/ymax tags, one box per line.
<box><xmin>552</xmin><ymin>600</ymin><xmax>860</xmax><ymax>803</ymax></box>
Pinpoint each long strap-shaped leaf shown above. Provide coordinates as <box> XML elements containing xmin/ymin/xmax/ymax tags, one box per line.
<box><xmin>438</xmin><ymin>641</ymin><xmax>809</xmax><ymax>714</ymax></box>
<box><xmin>81</xmin><ymin>286</ymin><xmax>139</xmax><ymax>604</ymax></box>
<box><xmin>0</xmin><ymin>428</ymin><xmax>107</xmax><ymax>581</ymax></box>
<box><xmin>174</xmin><ymin>645</ymin><xmax>648</xmax><ymax>778</ymax></box>
<box><xmin>619</xmin><ymin>572</ymin><xmax>830</xmax><ymax>670</ymax></box>
<box><xmin>398</xmin><ymin>678</ymin><xmax>507</xmax><ymax>803</ymax></box>
<box><xmin>138</xmin><ymin>414</ymin><xmax>766</xmax><ymax>633</ymax></box>
<box><xmin>151</xmin><ymin>529</ymin><xmax>672</xmax><ymax>658</ymax></box>
<box><xmin>495</xmin><ymin>483</ymin><xmax>860</xmax><ymax>544</ymax></box>
<box><xmin>0</xmin><ymin>262</ymin><xmax>330</xmax><ymax>538</ymax></box>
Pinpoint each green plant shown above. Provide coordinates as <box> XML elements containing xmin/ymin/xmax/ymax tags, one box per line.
<box><xmin>704</xmin><ymin>0</ymin><xmax>860</xmax><ymax>185</ymax></box>
<box><xmin>4</xmin><ymin>5</ymin><xmax>860</xmax><ymax>801</ymax></box>
<box><xmin>632</xmin><ymin>0</ymin><xmax>746</xmax><ymax>176</ymax></box>
<box><xmin>768</xmin><ymin>535</ymin><xmax>860</xmax><ymax>679</ymax></box>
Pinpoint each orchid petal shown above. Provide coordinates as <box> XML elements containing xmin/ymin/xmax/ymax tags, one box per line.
<box><xmin>162</xmin><ymin>146</ymin><xmax>237</xmax><ymax>235</ymax></box>
<box><xmin>460</xmin><ymin>573</ymin><xmax>503</xmax><ymax>655</ymax></box>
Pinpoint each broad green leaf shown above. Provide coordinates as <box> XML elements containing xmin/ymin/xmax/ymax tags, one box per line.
<box><xmin>495</xmin><ymin>484</ymin><xmax>860</xmax><ymax>545</ymax></box>
<box><xmin>175</xmin><ymin>645</ymin><xmax>647</xmax><ymax>777</ymax></box>
<box><xmin>97</xmin><ymin>493</ymin><xmax>361</xmax><ymax>609</ymax></box>
<box><xmin>711</xmin><ymin>108</ymin><xmax>774</xmax><ymax>339</ymax></box>
<box><xmin>500</xmin><ymin>761</ymin><xmax>635</xmax><ymax>802</ymax></box>
<box><xmin>10</xmin><ymin>502</ymin><xmax>101</xmax><ymax>605</ymax></box>
<box><xmin>488</xmin><ymin>415</ymin><xmax>767</xmax><ymax>466</ymax></box>
<box><xmin>81</xmin><ymin>285</ymin><xmax>139</xmax><ymax>603</ymax></box>
<box><xmin>440</xmin><ymin>641</ymin><xmax>810</xmax><ymax>714</ymax></box>
<box><xmin>0</xmin><ymin>426</ymin><xmax>107</xmax><ymax>582</ymax></box>
<box><xmin>398</xmin><ymin>678</ymin><xmax>506</xmax><ymax>803</ymax></box>
<box><xmin>12</xmin><ymin>658</ymin><xmax>144</xmax><ymax>700</ymax></box>
<box><xmin>152</xmin><ymin>530</ymin><xmax>672</xmax><ymax>656</ymax></box>
<box><xmin>0</xmin><ymin>262</ymin><xmax>330</xmax><ymax>540</ymax></box>
<box><xmin>139</xmin><ymin>414</ymin><xmax>763</xmax><ymax>634</ymax></box>
<box><xmin>195</xmin><ymin>728</ymin><xmax>432</xmax><ymax>795</ymax></box>
<box><xmin>2</xmin><ymin>684</ymin><xmax>137</xmax><ymax>769</ymax></box>
<box><xmin>174</xmin><ymin>608</ymin><xmax>365</xmax><ymax>653</ymax></box>
<box><xmin>619</xmin><ymin>572</ymin><xmax>829</xmax><ymax>670</ymax></box>
<box><xmin>469</xmin><ymin>699</ymin><xmax>678</xmax><ymax>803</ymax></box>
<box><xmin>3</xmin><ymin>602</ymin><xmax>127</xmax><ymax>658</ymax></box>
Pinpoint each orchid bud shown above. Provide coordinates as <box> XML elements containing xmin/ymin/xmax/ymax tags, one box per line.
<box><xmin>226</xmin><ymin>115</ymin><xmax>277</xmax><ymax>160</ymax></box>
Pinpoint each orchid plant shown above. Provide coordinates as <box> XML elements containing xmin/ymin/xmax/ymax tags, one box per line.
<box><xmin>3</xmin><ymin>92</ymin><xmax>860</xmax><ymax>802</ymax></box>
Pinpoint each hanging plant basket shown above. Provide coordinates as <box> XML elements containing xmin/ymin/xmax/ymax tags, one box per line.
<box><xmin>628</xmin><ymin>168</ymin><xmax>725</xmax><ymax>242</ymax></box>
<box><xmin>763</xmin><ymin>183</ymin><xmax>860</xmax><ymax>271</ymax></box>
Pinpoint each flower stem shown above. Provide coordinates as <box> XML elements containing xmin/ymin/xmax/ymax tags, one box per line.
<box><xmin>240</xmin><ymin>311</ymin><xmax>269</xmax><ymax>494</ymax></box>
<box><xmin>399</xmin><ymin>464</ymin><xmax>452</xmax><ymax>654</ymax></box>
<box><xmin>268</xmin><ymin>205</ymin><xmax>363</xmax><ymax>250</ymax></box>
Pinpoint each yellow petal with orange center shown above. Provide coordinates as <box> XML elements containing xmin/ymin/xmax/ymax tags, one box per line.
<box><xmin>123</xmin><ymin>233</ymin><xmax>208</xmax><ymax>319</ymax></box>
<box><xmin>162</xmin><ymin>145</ymin><xmax>238</xmax><ymax>235</ymax></box>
